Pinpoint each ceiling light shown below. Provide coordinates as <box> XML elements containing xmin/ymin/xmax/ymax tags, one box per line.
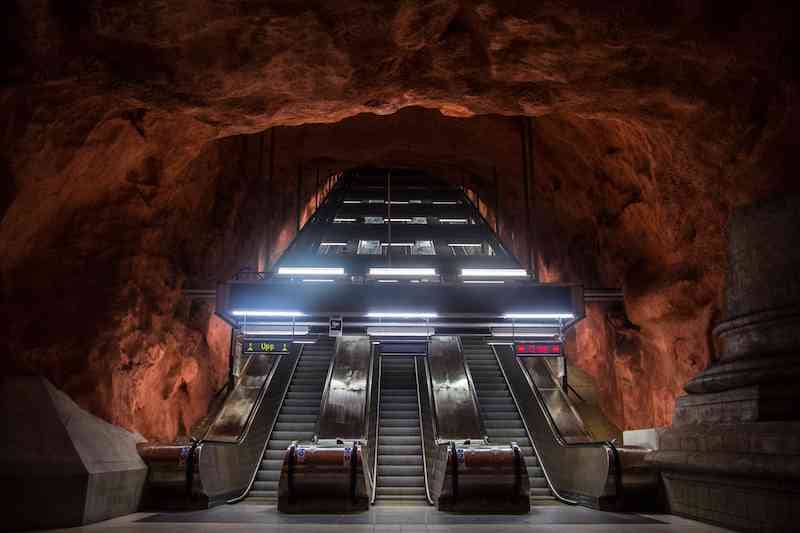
<box><xmin>377</xmin><ymin>279</ymin><xmax>399</xmax><ymax>283</ymax></box>
<box><xmin>433</xmin><ymin>201</ymin><xmax>459</xmax><ymax>205</ymax></box>
<box><xmin>243</xmin><ymin>325</ymin><xmax>310</xmax><ymax>335</ymax></box>
<box><xmin>334</xmin><ymin>218</ymin><xmax>356</xmax><ymax>222</ymax></box>
<box><xmin>232</xmin><ymin>310</ymin><xmax>305</xmax><ymax>317</ymax></box>
<box><xmin>320</xmin><ymin>242</ymin><xmax>348</xmax><ymax>246</ymax></box>
<box><xmin>503</xmin><ymin>313</ymin><xmax>575</xmax><ymax>319</ymax></box>
<box><xmin>440</xmin><ymin>218</ymin><xmax>468</xmax><ymax>223</ymax></box>
<box><xmin>367</xmin><ymin>311</ymin><xmax>438</xmax><ymax>318</ymax></box>
<box><xmin>463</xmin><ymin>280</ymin><xmax>505</xmax><ymax>284</ymax></box>
<box><xmin>461</xmin><ymin>268</ymin><xmax>528</xmax><ymax>278</ymax></box>
<box><xmin>381</xmin><ymin>242</ymin><xmax>413</xmax><ymax>247</ymax></box>
<box><xmin>367</xmin><ymin>326</ymin><xmax>435</xmax><ymax>336</ymax></box>
<box><xmin>278</xmin><ymin>267</ymin><xmax>345</xmax><ymax>276</ymax></box>
<box><xmin>368</xmin><ymin>267</ymin><xmax>437</xmax><ymax>276</ymax></box>
<box><xmin>448</xmin><ymin>243</ymin><xmax>482</xmax><ymax>247</ymax></box>
<box><xmin>491</xmin><ymin>328</ymin><xmax>559</xmax><ymax>338</ymax></box>
<box><xmin>302</xmin><ymin>278</ymin><xmax>334</xmax><ymax>283</ymax></box>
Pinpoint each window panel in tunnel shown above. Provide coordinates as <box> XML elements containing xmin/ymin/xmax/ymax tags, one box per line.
<box><xmin>448</xmin><ymin>242</ymin><xmax>495</xmax><ymax>256</ymax></box>
<box><xmin>357</xmin><ymin>240</ymin><xmax>382</xmax><ymax>255</ymax></box>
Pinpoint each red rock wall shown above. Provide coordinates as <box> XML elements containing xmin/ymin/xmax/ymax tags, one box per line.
<box><xmin>2</xmin><ymin>1</ymin><xmax>799</xmax><ymax>438</ymax></box>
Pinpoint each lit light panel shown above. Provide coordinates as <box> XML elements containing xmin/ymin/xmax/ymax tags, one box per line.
<box><xmin>367</xmin><ymin>311</ymin><xmax>438</xmax><ymax>318</ymax></box>
<box><xmin>278</xmin><ymin>267</ymin><xmax>345</xmax><ymax>276</ymax></box>
<box><xmin>368</xmin><ymin>267</ymin><xmax>437</xmax><ymax>276</ymax></box>
<box><xmin>232</xmin><ymin>310</ymin><xmax>305</xmax><ymax>317</ymax></box>
<box><xmin>503</xmin><ymin>313</ymin><xmax>575</xmax><ymax>319</ymax></box>
<box><xmin>461</xmin><ymin>268</ymin><xmax>528</xmax><ymax>277</ymax></box>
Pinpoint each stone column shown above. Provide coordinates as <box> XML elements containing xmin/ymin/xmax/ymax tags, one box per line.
<box><xmin>646</xmin><ymin>196</ymin><xmax>800</xmax><ymax>533</ymax></box>
<box><xmin>675</xmin><ymin>195</ymin><xmax>800</xmax><ymax>424</ymax></box>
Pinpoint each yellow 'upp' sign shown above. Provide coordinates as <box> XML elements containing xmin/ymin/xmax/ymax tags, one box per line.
<box><xmin>243</xmin><ymin>339</ymin><xmax>291</xmax><ymax>354</ymax></box>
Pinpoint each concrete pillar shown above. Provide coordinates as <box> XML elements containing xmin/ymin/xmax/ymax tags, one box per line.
<box><xmin>646</xmin><ymin>196</ymin><xmax>800</xmax><ymax>532</ymax></box>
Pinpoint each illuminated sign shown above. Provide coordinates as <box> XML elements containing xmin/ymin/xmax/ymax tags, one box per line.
<box><xmin>243</xmin><ymin>339</ymin><xmax>291</xmax><ymax>355</ymax></box>
<box><xmin>515</xmin><ymin>343</ymin><xmax>561</xmax><ymax>356</ymax></box>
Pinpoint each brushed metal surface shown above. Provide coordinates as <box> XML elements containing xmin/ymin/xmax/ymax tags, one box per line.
<box><xmin>519</xmin><ymin>357</ymin><xmax>591</xmax><ymax>444</ymax></box>
<box><xmin>195</xmin><ymin>344</ymin><xmax>305</xmax><ymax>504</ymax></box>
<box><xmin>205</xmin><ymin>355</ymin><xmax>278</xmax><ymax>442</ymax></box>
<box><xmin>416</xmin><ymin>356</ymin><xmax>444</xmax><ymax>504</ymax></box>
<box><xmin>427</xmin><ymin>336</ymin><xmax>483</xmax><ymax>441</ymax></box>
<box><xmin>317</xmin><ymin>336</ymin><xmax>372</xmax><ymax>440</ymax></box>
<box><xmin>493</xmin><ymin>345</ymin><xmax>619</xmax><ymax>508</ymax></box>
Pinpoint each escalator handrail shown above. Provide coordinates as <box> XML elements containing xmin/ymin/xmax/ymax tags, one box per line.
<box><xmin>490</xmin><ymin>344</ymin><xmax>620</xmax><ymax>504</ymax></box>
<box><xmin>224</xmin><ymin>344</ymin><xmax>307</xmax><ymax>503</ymax></box>
<box><xmin>414</xmin><ymin>356</ymin><xmax>436</xmax><ymax>505</ymax></box>
<box><xmin>368</xmin><ymin>352</ymin><xmax>382</xmax><ymax>504</ymax></box>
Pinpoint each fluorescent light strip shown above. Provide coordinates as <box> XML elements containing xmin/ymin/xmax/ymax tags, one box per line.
<box><xmin>320</xmin><ymin>242</ymin><xmax>348</xmax><ymax>246</ymax></box>
<box><xmin>448</xmin><ymin>243</ymin><xmax>483</xmax><ymax>247</ymax></box>
<box><xmin>292</xmin><ymin>340</ymin><xmax>317</xmax><ymax>344</ymax></box>
<box><xmin>377</xmin><ymin>279</ymin><xmax>399</xmax><ymax>283</ymax></box>
<box><xmin>384</xmin><ymin>218</ymin><xmax>412</xmax><ymax>222</ymax></box>
<box><xmin>244</xmin><ymin>326</ymin><xmax>310</xmax><ymax>335</ymax></box>
<box><xmin>463</xmin><ymin>280</ymin><xmax>505</xmax><ymax>284</ymax></box>
<box><xmin>278</xmin><ymin>267</ymin><xmax>345</xmax><ymax>276</ymax></box>
<box><xmin>440</xmin><ymin>218</ymin><xmax>469</xmax><ymax>223</ymax></box>
<box><xmin>492</xmin><ymin>331</ymin><xmax>559</xmax><ymax>338</ymax></box>
<box><xmin>367</xmin><ymin>327</ymin><xmax>434</xmax><ymax>337</ymax></box>
<box><xmin>302</xmin><ymin>278</ymin><xmax>334</xmax><ymax>283</ymax></box>
<box><xmin>343</xmin><ymin>200</ymin><xmax>361</xmax><ymax>204</ymax></box>
<box><xmin>367</xmin><ymin>311</ymin><xmax>438</xmax><ymax>318</ymax></box>
<box><xmin>461</xmin><ymin>268</ymin><xmax>528</xmax><ymax>278</ymax></box>
<box><xmin>381</xmin><ymin>243</ymin><xmax>413</xmax><ymax>247</ymax></box>
<box><xmin>334</xmin><ymin>218</ymin><xmax>356</xmax><ymax>222</ymax></box>
<box><xmin>368</xmin><ymin>267</ymin><xmax>437</xmax><ymax>276</ymax></box>
<box><xmin>232</xmin><ymin>310</ymin><xmax>305</xmax><ymax>317</ymax></box>
<box><xmin>503</xmin><ymin>313</ymin><xmax>575</xmax><ymax>319</ymax></box>
<box><xmin>433</xmin><ymin>201</ymin><xmax>459</xmax><ymax>205</ymax></box>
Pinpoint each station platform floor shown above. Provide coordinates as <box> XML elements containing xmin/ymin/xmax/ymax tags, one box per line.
<box><xmin>37</xmin><ymin>503</ymin><xmax>734</xmax><ymax>533</ymax></box>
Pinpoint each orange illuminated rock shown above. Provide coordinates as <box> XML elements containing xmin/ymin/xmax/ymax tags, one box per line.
<box><xmin>1</xmin><ymin>1</ymin><xmax>798</xmax><ymax>439</ymax></box>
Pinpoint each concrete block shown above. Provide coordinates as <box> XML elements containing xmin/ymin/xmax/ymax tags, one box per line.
<box><xmin>0</xmin><ymin>377</ymin><xmax>147</xmax><ymax>530</ymax></box>
<box><xmin>622</xmin><ymin>428</ymin><xmax>659</xmax><ymax>450</ymax></box>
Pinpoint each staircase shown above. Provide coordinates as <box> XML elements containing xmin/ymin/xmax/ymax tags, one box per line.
<box><xmin>247</xmin><ymin>338</ymin><xmax>335</xmax><ymax>500</ymax></box>
<box><xmin>461</xmin><ymin>338</ymin><xmax>554</xmax><ymax>501</ymax></box>
<box><xmin>375</xmin><ymin>356</ymin><xmax>427</xmax><ymax>502</ymax></box>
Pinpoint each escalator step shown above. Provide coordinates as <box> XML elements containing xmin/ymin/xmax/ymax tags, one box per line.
<box><xmin>465</xmin><ymin>342</ymin><xmax>555</xmax><ymax>501</ymax></box>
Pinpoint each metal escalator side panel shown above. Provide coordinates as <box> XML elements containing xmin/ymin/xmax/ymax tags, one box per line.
<box><xmin>317</xmin><ymin>336</ymin><xmax>373</xmax><ymax>441</ymax></box>
<box><xmin>520</xmin><ymin>357</ymin><xmax>592</xmax><ymax>443</ymax></box>
<box><xmin>204</xmin><ymin>354</ymin><xmax>278</xmax><ymax>442</ymax></box>
<box><xmin>492</xmin><ymin>344</ymin><xmax>620</xmax><ymax>509</ymax></box>
<box><xmin>427</xmin><ymin>336</ymin><xmax>483</xmax><ymax>441</ymax></box>
<box><xmin>193</xmin><ymin>344</ymin><xmax>304</xmax><ymax>505</ymax></box>
<box><xmin>416</xmin><ymin>356</ymin><xmax>444</xmax><ymax>504</ymax></box>
<box><xmin>414</xmin><ymin>357</ymin><xmax>434</xmax><ymax>505</ymax></box>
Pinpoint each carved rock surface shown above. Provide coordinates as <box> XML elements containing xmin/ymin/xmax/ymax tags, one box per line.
<box><xmin>2</xmin><ymin>1</ymin><xmax>799</xmax><ymax>438</ymax></box>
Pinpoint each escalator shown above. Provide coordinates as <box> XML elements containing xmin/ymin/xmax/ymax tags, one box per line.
<box><xmin>375</xmin><ymin>356</ymin><xmax>427</xmax><ymax>502</ymax></box>
<box><xmin>248</xmin><ymin>338</ymin><xmax>335</xmax><ymax>500</ymax></box>
<box><xmin>461</xmin><ymin>338</ymin><xmax>555</xmax><ymax>501</ymax></box>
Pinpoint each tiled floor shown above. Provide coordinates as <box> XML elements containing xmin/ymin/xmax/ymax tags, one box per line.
<box><xmin>39</xmin><ymin>504</ymin><xmax>734</xmax><ymax>533</ymax></box>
